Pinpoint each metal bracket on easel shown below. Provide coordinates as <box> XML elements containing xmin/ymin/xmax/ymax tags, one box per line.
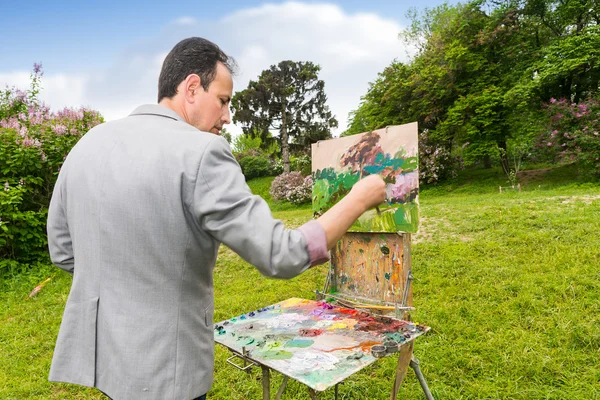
<box><xmin>226</xmin><ymin>346</ymin><xmax>256</xmax><ymax>373</ymax></box>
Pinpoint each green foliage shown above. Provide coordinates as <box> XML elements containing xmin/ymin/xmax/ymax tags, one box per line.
<box><xmin>0</xmin><ymin>184</ymin><xmax>47</xmax><ymax>263</ymax></box>
<box><xmin>346</xmin><ymin>0</ymin><xmax>600</xmax><ymax>182</ymax></box>
<box><xmin>289</xmin><ymin>154</ymin><xmax>312</xmax><ymax>176</ymax></box>
<box><xmin>232</xmin><ymin>133</ymin><xmax>263</xmax><ymax>154</ymax></box>
<box><xmin>233</xmin><ymin>132</ymin><xmax>283</xmax><ymax>180</ymax></box>
<box><xmin>219</xmin><ymin>127</ymin><xmax>232</xmax><ymax>144</ymax></box>
<box><xmin>0</xmin><ymin>64</ymin><xmax>103</xmax><ymax>265</ymax></box>
<box><xmin>237</xmin><ymin>154</ymin><xmax>272</xmax><ymax>181</ymax></box>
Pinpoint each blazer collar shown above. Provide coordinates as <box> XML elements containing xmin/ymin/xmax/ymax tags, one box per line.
<box><xmin>129</xmin><ymin>104</ymin><xmax>185</xmax><ymax>122</ymax></box>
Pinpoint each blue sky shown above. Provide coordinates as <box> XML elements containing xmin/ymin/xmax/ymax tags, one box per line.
<box><xmin>1</xmin><ymin>0</ymin><xmax>458</xmax><ymax>135</ymax></box>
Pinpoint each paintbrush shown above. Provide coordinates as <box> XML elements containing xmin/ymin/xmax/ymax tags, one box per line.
<box><xmin>316</xmin><ymin>291</ymin><xmax>414</xmax><ymax>311</ymax></box>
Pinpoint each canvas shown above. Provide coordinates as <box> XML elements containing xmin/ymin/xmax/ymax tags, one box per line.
<box><xmin>311</xmin><ymin>122</ymin><xmax>419</xmax><ymax>233</ymax></box>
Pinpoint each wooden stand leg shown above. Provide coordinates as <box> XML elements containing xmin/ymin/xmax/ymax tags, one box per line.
<box><xmin>262</xmin><ymin>365</ymin><xmax>270</xmax><ymax>400</ymax></box>
<box><xmin>275</xmin><ymin>376</ymin><xmax>289</xmax><ymax>400</ymax></box>
<box><xmin>308</xmin><ymin>388</ymin><xmax>318</xmax><ymax>399</ymax></box>
<box><xmin>390</xmin><ymin>341</ymin><xmax>414</xmax><ymax>400</ymax></box>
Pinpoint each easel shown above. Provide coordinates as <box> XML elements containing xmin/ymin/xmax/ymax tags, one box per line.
<box><xmin>318</xmin><ymin>231</ymin><xmax>433</xmax><ymax>400</ymax></box>
<box><xmin>222</xmin><ymin>232</ymin><xmax>433</xmax><ymax>399</ymax></box>
<box><xmin>218</xmin><ymin>123</ymin><xmax>433</xmax><ymax>398</ymax></box>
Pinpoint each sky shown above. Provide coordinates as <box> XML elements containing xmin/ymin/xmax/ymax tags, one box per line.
<box><xmin>0</xmin><ymin>0</ymin><xmax>458</xmax><ymax>137</ymax></box>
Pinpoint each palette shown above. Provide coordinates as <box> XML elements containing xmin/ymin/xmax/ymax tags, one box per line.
<box><xmin>214</xmin><ymin>297</ymin><xmax>429</xmax><ymax>392</ymax></box>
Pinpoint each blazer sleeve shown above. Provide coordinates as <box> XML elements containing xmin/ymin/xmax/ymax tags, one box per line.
<box><xmin>47</xmin><ymin>172</ymin><xmax>75</xmax><ymax>273</ymax></box>
<box><xmin>193</xmin><ymin>137</ymin><xmax>328</xmax><ymax>279</ymax></box>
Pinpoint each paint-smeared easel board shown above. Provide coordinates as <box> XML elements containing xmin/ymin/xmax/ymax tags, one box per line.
<box><xmin>330</xmin><ymin>232</ymin><xmax>412</xmax><ymax>305</ymax></box>
<box><xmin>214</xmin><ymin>298</ymin><xmax>428</xmax><ymax>391</ymax></box>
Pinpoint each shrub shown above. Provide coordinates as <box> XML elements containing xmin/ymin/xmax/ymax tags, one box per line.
<box><xmin>237</xmin><ymin>153</ymin><xmax>271</xmax><ymax>180</ymax></box>
<box><xmin>290</xmin><ymin>153</ymin><xmax>312</xmax><ymax>176</ymax></box>
<box><xmin>0</xmin><ymin>64</ymin><xmax>103</xmax><ymax>266</ymax></box>
<box><xmin>536</xmin><ymin>97</ymin><xmax>600</xmax><ymax>176</ymax></box>
<box><xmin>418</xmin><ymin>130</ymin><xmax>458</xmax><ymax>184</ymax></box>
<box><xmin>270</xmin><ymin>172</ymin><xmax>313</xmax><ymax>205</ymax></box>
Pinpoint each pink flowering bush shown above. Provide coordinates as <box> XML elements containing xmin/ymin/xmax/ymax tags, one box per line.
<box><xmin>537</xmin><ymin>97</ymin><xmax>600</xmax><ymax>176</ymax></box>
<box><xmin>418</xmin><ymin>130</ymin><xmax>458</xmax><ymax>184</ymax></box>
<box><xmin>0</xmin><ymin>64</ymin><xmax>103</xmax><ymax>266</ymax></box>
<box><xmin>270</xmin><ymin>172</ymin><xmax>313</xmax><ymax>205</ymax></box>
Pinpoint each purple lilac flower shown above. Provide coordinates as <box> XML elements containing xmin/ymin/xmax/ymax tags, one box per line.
<box><xmin>52</xmin><ymin>124</ymin><xmax>67</xmax><ymax>135</ymax></box>
<box><xmin>14</xmin><ymin>89</ymin><xmax>27</xmax><ymax>102</ymax></box>
<box><xmin>33</xmin><ymin>62</ymin><xmax>43</xmax><ymax>75</ymax></box>
<box><xmin>0</xmin><ymin>118</ymin><xmax>20</xmax><ymax>129</ymax></box>
<box><xmin>547</xmin><ymin>142</ymin><xmax>552</xmax><ymax>147</ymax></box>
<box><xmin>20</xmin><ymin>136</ymin><xmax>41</xmax><ymax>148</ymax></box>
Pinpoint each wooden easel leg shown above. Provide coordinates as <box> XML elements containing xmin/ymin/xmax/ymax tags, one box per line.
<box><xmin>275</xmin><ymin>376</ymin><xmax>289</xmax><ymax>400</ymax></box>
<box><xmin>308</xmin><ymin>388</ymin><xmax>318</xmax><ymax>399</ymax></box>
<box><xmin>410</xmin><ymin>357</ymin><xmax>435</xmax><ymax>400</ymax></box>
<box><xmin>390</xmin><ymin>341</ymin><xmax>414</xmax><ymax>400</ymax></box>
<box><xmin>262</xmin><ymin>365</ymin><xmax>270</xmax><ymax>400</ymax></box>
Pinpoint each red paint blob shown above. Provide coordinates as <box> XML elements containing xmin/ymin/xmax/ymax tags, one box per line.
<box><xmin>299</xmin><ymin>328</ymin><xmax>324</xmax><ymax>337</ymax></box>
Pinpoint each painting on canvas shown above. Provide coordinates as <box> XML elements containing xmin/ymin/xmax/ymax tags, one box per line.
<box><xmin>312</xmin><ymin>122</ymin><xmax>419</xmax><ymax>233</ymax></box>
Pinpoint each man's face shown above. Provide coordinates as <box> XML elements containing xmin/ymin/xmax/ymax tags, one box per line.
<box><xmin>191</xmin><ymin>62</ymin><xmax>233</xmax><ymax>135</ymax></box>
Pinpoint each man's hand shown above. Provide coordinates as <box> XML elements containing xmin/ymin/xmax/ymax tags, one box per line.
<box><xmin>348</xmin><ymin>174</ymin><xmax>387</xmax><ymax>213</ymax></box>
<box><xmin>317</xmin><ymin>174</ymin><xmax>387</xmax><ymax>249</ymax></box>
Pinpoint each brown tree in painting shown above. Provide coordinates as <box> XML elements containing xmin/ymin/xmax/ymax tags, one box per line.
<box><xmin>340</xmin><ymin>131</ymin><xmax>384</xmax><ymax>178</ymax></box>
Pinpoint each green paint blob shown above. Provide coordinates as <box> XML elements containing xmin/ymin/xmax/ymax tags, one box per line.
<box><xmin>384</xmin><ymin>332</ymin><xmax>406</xmax><ymax>343</ymax></box>
<box><xmin>341</xmin><ymin>275</ymin><xmax>348</xmax><ymax>284</ymax></box>
<box><xmin>380</xmin><ymin>245</ymin><xmax>390</xmax><ymax>255</ymax></box>
<box><xmin>284</xmin><ymin>339</ymin><xmax>314</xmax><ymax>348</ymax></box>
<box><xmin>237</xmin><ymin>336</ymin><xmax>254</xmax><ymax>345</ymax></box>
<box><xmin>384</xmin><ymin>273</ymin><xmax>391</xmax><ymax>280</ymax></box>
<box><xmin>394</xmin><ymin>208</ymin><xmax>407</xmax><ymax>225</ymax></box>
<box><xmin>260</xmin><ymin>350</ymin><xmax>294</xmax><ymax>360</ymax></box>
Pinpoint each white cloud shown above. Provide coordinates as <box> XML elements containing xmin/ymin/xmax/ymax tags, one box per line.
<box><xmin>0</xmin><ymin>2</ymin><xmax>413</xmax><ymax>136</ymax></box>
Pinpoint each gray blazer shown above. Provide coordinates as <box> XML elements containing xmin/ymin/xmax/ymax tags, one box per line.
<box><xmin>47</xmin><ymin>104</ymin><xmax>328</xmax><ymax>400</ymax></box>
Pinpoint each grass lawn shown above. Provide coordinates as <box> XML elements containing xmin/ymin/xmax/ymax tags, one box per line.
<box><xmin>1</xmin><ymin>166</ymin><xmax>599</xmax><ymax>399</ymax></box>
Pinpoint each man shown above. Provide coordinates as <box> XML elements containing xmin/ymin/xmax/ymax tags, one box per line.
<box><xmin>47</xmin><ymin>37</ymin><xmax>385</xmax><ymax>400</ymax></box>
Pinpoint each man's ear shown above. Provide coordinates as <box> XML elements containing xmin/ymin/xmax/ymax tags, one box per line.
<box><xmin>184</xmin><ymin>74</ymin><xmax>201</xmax><ymax>103</ymax></box>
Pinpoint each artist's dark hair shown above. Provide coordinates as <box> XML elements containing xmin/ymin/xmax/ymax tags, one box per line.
<box><xmin>157</xmin><ymin>37</ymin><xmax>236</xmax><ymax>102</ymax></box>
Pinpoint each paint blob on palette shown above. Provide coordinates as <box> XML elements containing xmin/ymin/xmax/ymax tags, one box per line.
<box><xmin>214</xmin><ymin>298</ymin><xmax>429</xmax><ymax>391</ymax></box>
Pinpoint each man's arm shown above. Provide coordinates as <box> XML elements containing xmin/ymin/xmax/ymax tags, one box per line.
<box><xmin>193</xmin><ymin>136</ymin><xmax>385</xmax><ymax>278</ymax></box>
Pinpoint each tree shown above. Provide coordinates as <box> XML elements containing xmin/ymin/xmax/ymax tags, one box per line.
<box><xmin>219</xmin><ymin>127</ymin><xmax>232</xmax><ymax>144</ymax></box>
<box><xmin>231</xmin><ymin>61</ymin><xmax>338</xmax><ymax>172</ymax></box>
